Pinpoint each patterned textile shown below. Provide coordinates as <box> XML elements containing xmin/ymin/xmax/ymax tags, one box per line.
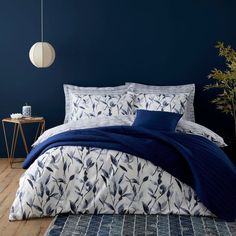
<box><xmin>21</xmin><ymin>125</ymin><xmax>236</xmax><ymax>221</ymax></box>
<box><xmin>126</xmin><ymin>83</ymin><xmax>195</xmax><ymax>122</ymax></box>
<box><xmin>63</xmin><ymin>84</ymin><xmax>129</xmax><ymax>123</ymax></box>
<box><xmin>32</xmin><ymin>115</ymin><xmax>226</xmax><ymax>148</ymax></box>
<box><xmin>32</xmin><ymin>115</ymin><xmax>135</xmax><ymax>147</ymax></box>
<box><xmin>9</xmin><ymin>146</ymin><xmax>211</xmax><ymax>220</ymax></box>
<box><xmin>133</xmin><ymin>93</ymin><xmax>189</xmax><ymax>115</ymax></box>
<box><xmin>45</xmin><ymin>214</ymin><xmax>236</xmax><ymax>236</ymax></box>
<box><xmin>68</xmin><ymin>92</ymin><xmax>134</xmax><ymax>121</ymax></box>
<box><xmin>177</xmin><ymin>119</ymin><xmax>227</xmax><ymax>147</ymax></box>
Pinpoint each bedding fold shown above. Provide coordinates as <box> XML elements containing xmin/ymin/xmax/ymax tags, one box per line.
<box><xmin>23</xmin><ymin>126</ymin><xmax>236</xmax><ymax>221</ymax></box>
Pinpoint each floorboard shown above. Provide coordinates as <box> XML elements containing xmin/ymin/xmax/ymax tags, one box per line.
<box><xmin>0</xmin><ymin>158</ymin><xmax>52</xmax><ymax>236</ymax></box>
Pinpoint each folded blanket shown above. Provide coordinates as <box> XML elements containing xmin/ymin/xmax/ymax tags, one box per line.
<box><xmin>23</xmin><ymin>126</ymin><xmax>236</xmax><ymax>221</ymax></box>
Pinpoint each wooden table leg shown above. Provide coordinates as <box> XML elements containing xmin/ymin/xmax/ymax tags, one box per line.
<box><xmin>2</xmin><ymin>122</ymin><xmax>20</xmax><ymax>168</ymax></box>
<box><xmin>10</xmin><ymin>124</ymin><xmax>17</xmax><ymax>167</ymax></box>
<box><xmin>41</xmin><ymin>121</ymin><xmax>45</xmax><ymax>134</ymax></box>
<box><xmin>10</xmin><ymin>124</ymin><xmax>20</xmax><ymax>167</ymax></box>
<box><xmin>34</xmin><ymin>121</ymin><xmax>45</xmax><ymax>142</ymax></box>
<box><xmin>34</xmin><ymin>123</ymin><xmax>41</xmax><ymax>142</ymax></box>
<box><xmin>19</xmin><ymin>124</ymin><xmax>29</xmax><ymax>154</ymax></box>
<box><xmin>2</xmin><ymin>121</ymin><xmax>10</xmax><ymax>164</ymax></box>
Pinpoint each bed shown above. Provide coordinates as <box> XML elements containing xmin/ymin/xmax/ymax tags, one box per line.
<box><xmin>9</xmin><ymin>83</ymin><xmax>236</xmax><ymax>222</ymax></box>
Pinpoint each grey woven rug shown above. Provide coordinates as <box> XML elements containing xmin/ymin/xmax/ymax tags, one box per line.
<box><xmin>45</xmin><ymin>214</ymin><xmax>236</xmax><ymax>236</ymax></box>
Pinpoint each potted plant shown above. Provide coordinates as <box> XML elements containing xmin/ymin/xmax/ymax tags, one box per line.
<box><xmin>205</xmin><ymin>42</ymin><xmax>236</xmax><ymax>157</ymax></box>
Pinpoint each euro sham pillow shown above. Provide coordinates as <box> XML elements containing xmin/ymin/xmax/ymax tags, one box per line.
<box><xmin>132</xmin><ymin>92</ymin><xmax>189</xmax><ymax>115</ymax></box>
<box><xmin>64</xmin><ymin>84</ymin><xmax>129</xmax><ymax>123</ymax></box>
<box><xmin>176</xmin><ymin>119</ymin><xmax>227</xmax><ymax>147</ymax></box>
<box><xmin>133</xmin><ymin>110</ymin><xmax>183</xmax><ymax>132</ymax></box>
<box><xmin>67</xmin><ymin>91</ymin><xmax>134</xmax><ymax>121</ymax></box>
<box><xmin>126</xmin><ymin>82</ymin><xmax>195</xmax><ymax>122</ymax></box>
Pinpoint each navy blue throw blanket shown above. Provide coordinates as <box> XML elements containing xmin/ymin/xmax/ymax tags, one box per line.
<box><xmin>23</xmin><ymin>126</ymin><xmax>236</xmax><ymax>221</ymax></box>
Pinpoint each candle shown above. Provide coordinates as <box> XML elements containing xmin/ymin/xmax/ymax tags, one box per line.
<box><xmin>22</xmin><ymin>104</ymin><xmax>32</xmax><ymax>117</ymax></box>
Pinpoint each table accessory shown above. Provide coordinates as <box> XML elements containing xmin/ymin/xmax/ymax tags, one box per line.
<box><xmin>10</xmin><ymin>113</ymin><xmax>23</xmax><ymax>119</ymax></box>
<box><xmin>22</xmin><ymin>104</ymin><xmax>32</xmax><ymax>117</ymax></box>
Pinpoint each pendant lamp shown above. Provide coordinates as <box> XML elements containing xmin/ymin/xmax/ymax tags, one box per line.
<box><xmin>29</xmin><ymin>0</ymin><xmax>55</xmax><ymax>68</ymax></box>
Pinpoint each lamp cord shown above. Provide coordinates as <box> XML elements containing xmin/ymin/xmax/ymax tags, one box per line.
<box><xmin>41</xmin><ymin>0</ymin><xmax>44</xmax><ymax>42</ymax></box>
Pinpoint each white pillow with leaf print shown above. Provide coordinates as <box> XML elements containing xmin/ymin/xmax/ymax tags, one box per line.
<box><xmin>176</xmin><ymin>119</ymin><xmax>227</xmax><ymax>147</ymax></box>
<box><xmin>67</xmin><ymin>91</ymin><xmax>134</xmax><ymax>121</ymax></box>
<box><xmin>126</xmin><ymin>83</ymin><xmax>195</xmax><ymax>121</ymax></box>
<box><xmin>133</xmin><ymin>93</ymin><xmax>189</xmax><ymax>114</ymax></box>
<box><xmin>64</xmin><ymin>84</ymin><xmax>129</xmax><ymax>123</ymax></box>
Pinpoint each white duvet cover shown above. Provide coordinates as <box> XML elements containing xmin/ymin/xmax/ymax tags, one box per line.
<box><xmin>9</xmin><ymin>116</ymin><xmax>212</xmax><ymax>220</ymax></box>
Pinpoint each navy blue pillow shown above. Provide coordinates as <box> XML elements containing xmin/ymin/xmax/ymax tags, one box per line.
<box><xmin>132</xmin><ymin>110</ymin><xmax>183</xmax><ymax>132</ymax></box>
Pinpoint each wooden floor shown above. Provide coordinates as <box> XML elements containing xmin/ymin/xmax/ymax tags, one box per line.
<box><xmin>0</xmin><ymin>159</ymin><xmax>52</xmax><ymax>236</ymax></box>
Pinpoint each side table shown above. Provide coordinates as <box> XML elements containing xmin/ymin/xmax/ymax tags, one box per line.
<box><xmin>2</xmin><ymin>117</ymin><xmax>45</xmax><ymax>168</ymax></box>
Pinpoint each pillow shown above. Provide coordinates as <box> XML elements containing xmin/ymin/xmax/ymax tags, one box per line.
<box><xmin>133</xmin><ymin>110</ymin><xmax>182</xmax><ymax>132</ymax></box>
<box><xmin>126</xmin><ymin>83</ymin><xmax>195</xmax><ymax>122</ymax></box>
<box><xmin>132</xmin><ymin>92</ymin><xmax>189</xmax><ymax>115</ymax></box>
<box><xmin>64</xmin><ymin>84</ymin><xmax>129</xmax><ymax>123</ymax></box>
<box><xmin>176</xmin><ymin>119</ymin><xmax>227</xmax><ymax>147</ymax></box>
<box><xmin>67</xmin><ymin>91</ymin><xmax>134</xmax><ymax>121</ymax></box>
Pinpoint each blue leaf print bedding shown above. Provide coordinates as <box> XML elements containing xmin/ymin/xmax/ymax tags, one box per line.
<box><xmin>9</xmin><ymin>116</ymin><xmax>230</xmax><ymax>221</ymax></box>
<box><xmin>9</xmin><ymin>145</ymin><xmax>211</xmax><ymax>220</ymax></box>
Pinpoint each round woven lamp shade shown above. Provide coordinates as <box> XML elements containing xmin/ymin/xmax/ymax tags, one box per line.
<box><xmin>29</xmin><ymin>42</ymin><xmax>55</xmax><ymax>68</ymax></box>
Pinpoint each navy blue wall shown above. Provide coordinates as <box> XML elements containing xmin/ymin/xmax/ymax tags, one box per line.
<box><xmin>0</xmin><ymin>0</ymin><xmax>236</xmax><ymax>157</ymax></box>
